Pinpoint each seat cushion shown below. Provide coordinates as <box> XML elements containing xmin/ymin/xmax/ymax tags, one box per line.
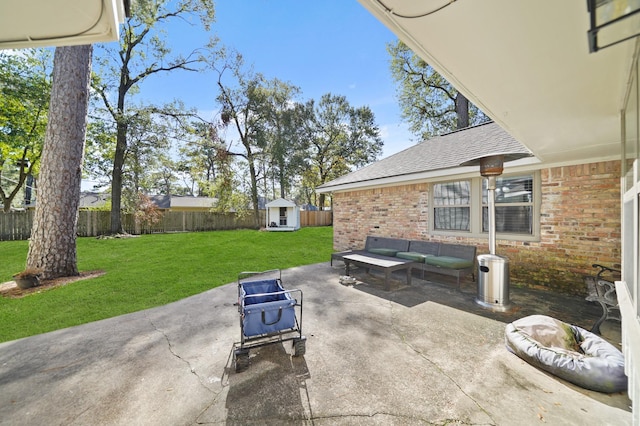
<box><xmin>425</xmin><ymin>256</ymin><xmax>473</xmax><ymax>269</ymax></box>
<box><xmin>395</xmin><ymin>251</ymin><xmax>434</xmax><ymax>262</ymax></box>
<box><xmin>367</xmin><ymin>248</ymin><xmax>399</xmax><ymax>257</ymax></box>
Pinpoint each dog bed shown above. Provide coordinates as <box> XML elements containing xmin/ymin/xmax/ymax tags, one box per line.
<box><xmin>505</xmin><ymin>315</ymin><xmax>626</xmax><ymax>393</ymax></box>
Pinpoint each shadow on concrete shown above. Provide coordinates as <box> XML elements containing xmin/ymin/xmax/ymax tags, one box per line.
<box><xmin>224</xmin><ymin>342</ymin><xmax>311</xmax><ymax>425</ymax></box>
<box><xmin>340</xmin><ymin>265</ymin><xmax>619</xmax><ymax>343</ymax></box>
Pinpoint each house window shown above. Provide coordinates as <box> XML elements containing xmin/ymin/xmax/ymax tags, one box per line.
<box><xmin>431</xmin><ymin>172</ymin><xmax>539</xmax><ymax>240</ymax></box>
<box><xmin>433</xmin><ymin>180</ymin><xmax>471</xmax><ymax>231</ymax></box>
<box><xmin>482</xmin><ymin>175</ymin><xmax>534</xmax><ymax>234</ymax></box>
<box><xmin>279</xmin><ymin>207</ymin><xmax>287</xmax><ymax>226</ymax></box>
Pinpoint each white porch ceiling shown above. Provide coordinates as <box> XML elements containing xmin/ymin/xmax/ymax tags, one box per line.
<box><xmin>0</xmin><ymin>0</ymin><xmax>126</xmax><ymax>49</ymax></box>
<box><xmin>357</xmin><ymin>0</ymin><xmax>635</xmax><ymax>164</ymax></box>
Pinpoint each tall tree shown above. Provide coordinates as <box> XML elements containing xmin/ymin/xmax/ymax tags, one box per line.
<box><xmin>260</xmin><ymin>78</ymin><xmax>309</xmax><ymax>200</ymax></box>
<box><xmin>92</xmin><ymin>0</ymin><xmax>215</xmax><ymax>233</ymax></box>
<box><xmin>26</xmin><ymin>45</ymin><xmax>92</xmax><ymax>279</ymax></box>
<box><xmin>387</xmin><ymin>40</ymin><xmax>488</xmax><ymax>140</ymax></box>
<box><xmin>120</xmin><ymin>108</ymin><xmax>174</xmax><ymax>209</ymax></box>
<box><xmin>308</xmin><ymin>93</ymin><xmax>383</xmax><ymax>208</ymax></box>
<box><xmin>84</xmin><ymin>117</ymin><xmax>116</xmax><ymax>191</ymax></box>
<box><xmin>214</xmin><ymin>52</ymin><xmax>270</xmax><ymax>227</ymax></box>
<box><xmin>207</xmin><ymin>143</ymin><xmax>250</xmax><ymax>215</ymax></box>
<box><xmin>0</xmin><ymin>49</ymin><xmax>52</xmax><ymax>211</ymax></box>
<box><xmin>177</xmin><ymin>121</ymin><xmax>220</xmax><ymax>196</ymax></box>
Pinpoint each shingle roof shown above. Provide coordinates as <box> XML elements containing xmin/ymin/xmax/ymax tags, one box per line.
<box><xmin>149</xmin><ymin>194</ymin><xmax>171</xmax><ymax>209</ymax></box>
<box><xmin>79</xmin><ymin>192</ymin><xmax>109</xmax><ymax>209</ymax></box>
<box><xmin>318</xmin><ymin>122</ymin><xmax>531</xmax><ymax>190</ymax></box>
<box><xmin>265</xmin><ymin>198</ymin><xmax>297</xmax><ymax>208</ymax></box>
<box><xmin>170</xmin><ymin>195</ymin><xmax>217</xmax><ymax>208</ymax></box>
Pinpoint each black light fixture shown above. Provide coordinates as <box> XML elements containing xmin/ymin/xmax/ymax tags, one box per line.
<box><xmin>588</xmin><ymin>0</ymin><xmax>640</xmax><ymax>52</ymax></box>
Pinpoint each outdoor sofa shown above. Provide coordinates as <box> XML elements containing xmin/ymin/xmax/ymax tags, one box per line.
<box><xmin>332</xmin><ymin>236</ymin><xmax>477</xmax><ymax>289</ymax></box>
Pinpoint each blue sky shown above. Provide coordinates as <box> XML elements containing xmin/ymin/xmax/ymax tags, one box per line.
<box><xmin>137</xmin><ymin>0</ymin><xmax>415</xmax><ymax>158</ymax></box>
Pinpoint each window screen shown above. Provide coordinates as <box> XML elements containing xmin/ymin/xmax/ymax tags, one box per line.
<box><xmin>482</xmin><ymin>175</ymin><xmax>534</xmax><ymax>234</ymax></box>
<box><xmin>433</xmin><ymin>180</ymin><xmax>470</xmax><ymax>231</ymax></box>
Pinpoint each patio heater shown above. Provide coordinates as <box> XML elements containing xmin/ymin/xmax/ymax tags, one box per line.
<box><xmin>461</xmin><ymin>152</ymin><xmax>531</xmax><ymax>312</ymax></box>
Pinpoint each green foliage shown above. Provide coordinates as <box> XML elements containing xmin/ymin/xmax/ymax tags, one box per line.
<box><xmin>84</xmin><ymin>118</ymin><xmax>116</xmax><ymax>190</ymax></box>
<box><xmin>83</xmin><ymin>3</ymin><xmax>385</xmax><ymax>219</ymax></box>
<box><xmin>90</xmin><ymin>0</ymin><xmax>216</xmax><ymax>232</ymax></box>
<box><xmin>213</xmin><ymin>51</ymin><xmax>275</xmax><ymax>224</ymax></box>
<box><xmin>0</xmin><ymin>49</ymin><xmax>52</xmax><ymax>210</ymax></box>
<box><xmin>260</xmin><ymin>79</ymin><xmax>310</xmax><ymax>200</ymax></box>
<box><xmin>308</xmin><ymin>93</ymin><xmax>383</xmax><ymax>207</ymax></box>
<box><xmin>204</xmin><ymin>146</ymin><xmax>251</xmax><ymax>216</ymax></box>
<box><xmin>387</xmin><ymin>40</ymin><xmax>488</xmax><ymax>140</ymax></box>
<box><xmin>177</xmin><ymin>121</ymin><xmax>220</xmax><ymax>196</ymax></box>
<box><xmin>0</xmin><ymin>227</ymin><xmax>333</xmax><ymax>342</ymax></box>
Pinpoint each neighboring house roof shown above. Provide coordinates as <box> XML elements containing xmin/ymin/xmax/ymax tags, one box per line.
<box><xmin>170</xmin><ymin>195</ymin><xmax>217</xmax><ymax>209</ymax></box>
<box><xmin>317</xmin><ymin>122</ymin><xmax>534</xmax><ymax>192</ymax></box>
<box><xmin>148</xmin><ymin>195</ymin><xmax>171</xmax><ymax>209</ymax></box>
<box><xmin>79</xmin><ymin>192</ymin><xmax>109</xmax><ymax>209</ymax></box>
<box><xmin>79</xmin><ymin>193</ymin><xmax>217</xmax><ymax>210</ymax></box>
<box><xmin>266</xmin><ymin>198</ymin><xmax>297</xmax><ymax>208</ymax></box>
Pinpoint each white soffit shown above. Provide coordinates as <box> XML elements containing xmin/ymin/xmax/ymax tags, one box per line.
<box><xmin>0</xmin><ymin>0</ymin><xmax>125</xmax><ymax>49</ymax></box>
<box><xmin>357</xmin><ymin>0</ymin><xmax>635</xmax><ymax>164</ymax></box>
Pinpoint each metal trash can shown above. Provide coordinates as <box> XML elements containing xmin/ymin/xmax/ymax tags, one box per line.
<box><xmin>475</xmin><ymin>254</ymin><xmax>511</xmax><ymax>312</ymax></box>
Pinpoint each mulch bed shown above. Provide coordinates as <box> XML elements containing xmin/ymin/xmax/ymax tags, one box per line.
<box><xmin>0</xmin><ymin>270</ymin><xmax>106</xmax><ymax>299</ymax></box>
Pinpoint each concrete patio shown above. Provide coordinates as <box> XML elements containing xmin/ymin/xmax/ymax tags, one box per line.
<box><xmin>0</xmin><ymin>262</ymin><xmax>630</xmax><ymax>425</ymax></box>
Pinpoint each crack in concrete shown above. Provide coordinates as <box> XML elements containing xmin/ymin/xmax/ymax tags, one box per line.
<box><xmin>146</xmin><ymin>315</ymin><xmax>217</xmax><ymax>394</ymax></box>
<box><xmin>306</xmin><ymin>412</ymin><xmax>474</xmax><ymax>425</ymax></box>
<box><xmin>146</xmin><ymin>316</ymin><xmax>236</xmax><ymax>425</ymax></box>
<box><xmin>388</xmin><ymin>302</ymin><xmax>497</xmax><ymax>425</ymax></box>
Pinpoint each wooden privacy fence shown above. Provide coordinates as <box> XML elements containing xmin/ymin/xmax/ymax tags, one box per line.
<box><xmin>300</xmin><ymin>210</ymin><xmax>332</xmax><ymax>227</ymax></box>
<box><xmin>0</xmin><ymin>211</ymin><xmax>34</xmax><ymax>241</ymax></box>
<box><xmin>0</xmin><ymin>210</ymin><xmax>332</xmax><ymax>241</ymax></box>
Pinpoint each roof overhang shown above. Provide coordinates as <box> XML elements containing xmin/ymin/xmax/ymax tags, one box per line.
<box><xmin>356</xmin><ymin>0</ymin><xmax>636</xmax><ymax>164</ymax></box>
<box><xmin>0</xmin><ymin>0</ymin><xmax>129</xmax><ymax>49</ymax></box>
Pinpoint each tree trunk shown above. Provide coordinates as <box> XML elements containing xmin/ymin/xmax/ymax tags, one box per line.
<box><xmin>248</xmin><ymin>159</ymin><xmax>260</xmax><ymax>228</ymax></box>
<box><xmin>278</xmin><ymin>157</ymin><xmax>286</xmax><ymax>199</ymax></box>
<box><xmin>26</xmin><ymin>45</ymin><xmax>92</xmax><ymax>280</ymax></box>
<box><xmin>318</xmin><ymin>193</ymin><xmax>326</xmax><ymax>210</ymax></box>
<box><xmin>279</xmin><ymin>169</ymin><xmax>286</xmax><ymax>199</ymax></box>
<box><xmin>110</xmin><ymin>101</ymin><xmax>128</xmax><ymax>234</ymax></box>
<box><xmin>455</xmin><ymin>93</ymin><xmax>470</xmax><ymax>129</ymax></box>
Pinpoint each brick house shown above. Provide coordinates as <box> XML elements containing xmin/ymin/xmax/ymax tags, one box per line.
<box><xmin>351</xmin><ymin>4</ymin><xmax>639</xmax><ymax>410</ymax></box>
<box><xmin>317</xmin><ymin>122</ymin><xmax>620</xmax><ymax>295</ymax></box>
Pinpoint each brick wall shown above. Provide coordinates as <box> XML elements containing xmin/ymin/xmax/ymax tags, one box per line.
<box><xmin>332</xmin><ymin>160</ymin><xmax>621</xmax><ymax>295</ymax></box>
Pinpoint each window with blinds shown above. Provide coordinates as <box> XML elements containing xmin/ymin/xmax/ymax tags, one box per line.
<box><xmin>430</xmin><ymin>173</ymin><xmax>538</xmax><ymax>239</ymax></box>
<box><xmin>433</xmin><ymin>180</ymin><xmax>471</xmax><ymax>231</ymax></box>
<box><xmin>482</xmin><ymin>175</ymin><xmax>534</xmax><ymax>234</ymax></box>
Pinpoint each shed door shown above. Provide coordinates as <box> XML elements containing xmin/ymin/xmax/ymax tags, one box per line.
<box><xmin>279</xmin><ymin>207</ymin><xmax>287</xmax><ymax>226</ymax></box>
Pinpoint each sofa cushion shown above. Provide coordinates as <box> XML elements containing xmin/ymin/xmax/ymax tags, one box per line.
<box><xmin>396</xmin><ymin>251</ymin><xmax>434</xmax><ymax>262</ymax></box>
<box><xmin>368</xmin><ymin>248</ymin><xmax>399</xmax><ymax>257</ymax></box>
<box><xmin>425</xmin><ymin>256</ymin><xmax>473</xmax><ymax>269</ymax></box>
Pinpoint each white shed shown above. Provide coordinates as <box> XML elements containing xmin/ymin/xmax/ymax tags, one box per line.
<box><xmin>265</xmin><ymin>198</ymin><xmax>300</xmax><ymax>231</ymax></box>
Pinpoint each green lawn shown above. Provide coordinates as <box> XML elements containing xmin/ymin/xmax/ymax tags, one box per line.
<box><xmin>0</xmin><ymin>227</ymin><xmax>333</xmax><ymax>343</ymax></box>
